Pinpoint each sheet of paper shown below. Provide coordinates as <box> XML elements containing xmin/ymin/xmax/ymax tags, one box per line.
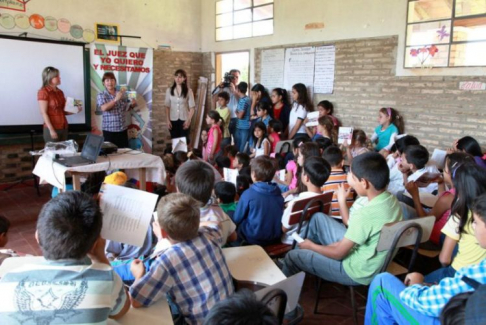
<box><xmin>338</xmin><ymin>127</ymin><xmax>354</xmax><ymax>144</ymax></box>
<box><xmin>100</xmin><ymin>184</ymin><xmax>158</xmax><ymax>247</ymax></box>
<box><xmin>284</xmin><ymin>46</ymin><xmax>315</xmax><ymax>91</ymax></box>
<box><xmin>291</xmin><ymin>232</ymin><xmax>304</xmax><ymax>244</ymax></box>
<box><xmin>430</xmin><ymin>149</ymin><xmax>447</xmax><ymax>169</ymax></box>
<box><xmin>314</xmin><ymin>45</ymin><xmax>335</xmax><ymax>94</ymax></box>
<box><xmin>64</xmin><ymin>97</ymin><xmax>81</xmax><ymax>114</ymax></box>
<box><xmin>277</xmin><ymin>169</ymin><xmax>286</xmax><ymax>182</ymax></box>
<box><xmin>261</xmin><ymin>48</ymin><xmax>285</xmax><ymax>92</ymax></box>
<box><xmin>305</xmin><ymin>111</ymin><xmax>320</xmax><ymax>127</ymax></box>
<box><xmin>224</xmin><ymin>168</ymin><xmax>238</xmax><ymax>186</ymax></box>
<box><xmin>171</xmin><ymin>137</ymin><xmax>187</xmax><ymax>153</ymax></box>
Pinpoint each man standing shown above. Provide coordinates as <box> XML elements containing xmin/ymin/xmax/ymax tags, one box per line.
<box><xmin>212</xmin><ymin>69</ymin><xmax>240</xmax><ymax>139</ymax></box>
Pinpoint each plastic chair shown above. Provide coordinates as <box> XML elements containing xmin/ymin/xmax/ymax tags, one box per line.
<box><xmin>260</xmin><ymin>288</ymin><xmax>288</xmax><ymax>324</ymax></box>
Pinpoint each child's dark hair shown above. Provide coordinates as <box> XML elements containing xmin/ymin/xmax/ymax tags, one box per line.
<box><xmin>352</xmin><ymin>129</ymin><xmax>367</xmax><ymax>146</ymax></box>
<box><xmin>216</xmin><ymin>155</ymin><xmax>231</xmax><ymax>169</ymax></box>
<box><xmin>394</xmin><ymin>135</ymin><xmax>420</xmax><ymax>155</ymax></box>
<box><xmin>81</xmin><ymin>171</ymin><xmax>107</xmax><ymax>197</ymax></box>
<box><xmin>303</xmin><ymin>156</ymin><xmax>331</xmax><ymax>187</ymax></box>
<box><xmin>37</xmin><ymin>191</ymin><xmax>102</xmax><ymax>260</ymax></box>
<box><xmin>0</xmin><ymin>215</ymin><xmax>10</xmax><ymax>235</ymax></box>
<box><xmin>251</xmin><ymin>84</ymin><xmax>271</xmax><ymax>103</ymax></box>
<box><xmin>250</xmin><ymin>156</ymin><xmax>277</xmax><ymax>182</ymax></box>
<box><xmin>292</xmin><ymin>83</ymin><xmax>313</xmax><ymax>112</ymax></box>
<box><xmin>268</xmin><ymin>119</ymin><xmax>283</xmax><ymax>133</ymax></box>
<box><xmin>214</xmin><ymin>181</ymin><xmax>236</xmax><ymax>204</ymax></box>
<box><xmin>253</xmin><ymin>121</ymin><xmax>268</xmax><ymax>149</ymax></box>
<box><xmin>323</xmin><ymin>145</ymin><xmax>344</xmax><ymax>168</ymax></box>
<box><xmin>299</xmin><ymin>142</ymin><xmax>320</xmax><ymax>161</ymax></box>
<box><xmin>217</xmin><ymin>91</ymin><xmax>230</xmax><ymax>102</ymax></box>
<box><xmin>318</xmin><ymin>115</ymin><xmax>336</xmax><ymax>142</ymax></box>
<box><xmin>192</xmin><ymin>148</ymin><xmax>203</xmax><ymax>159</ymax></box>
<box><xmin>472</xmin><ymin>193</ymin><xmax>486</xmax><ymax>222</ymax></box>
<box><xmin>272</xmin><ymin>88</ymin><xmax>290</xmax><ymax>106</ymax></box>
<box><xmin>224</xmin><ymin>145</ymin><xmax>238</xmax><ymax>158</ymax></box>
<box><xmin>379</xmin><ymin>107</ymin><xmax>404</xmax><ymax>134</ymax></box>
<box><xmin>237</xmin><ymin>81</ymin><xmax>248</xmax><ymax>94</ymax></box>
<box><xmin>404</xmin><ymin>145</ymin><xmax>429</xmax><ymax>170</ymax></box>
<box><xmin>257</xmin><ymin>101</ymin><xmax>273</xmax><ymax>118</ymax></box>
<box><xmin>292</xmin><ymin>137</ymin><xmax>309</xmax><ymax>151</ymax></box>
<box><xmin>239</xmin><ymin>166</ymin><xmax>252</xmax><ymax>181</ymax></box>
<box><xmin>203</xmin><ymin>289</ymin><xmax>279</xmax><ymax>325</ymax></box>
<box><xmin>315</xmin><ymin>137</ymin><xmax>333</xmax><ymax>153</ymax></box>
<box><xmin>451</xmin><ymin>164</ymin><xmax>486</xmax><ymax>235</ymax></box>
<box><xmin>457</xmin><ymin>136</ymin><xmax>483</xmax><ymax>157</ymax></box>
<box><xmin>207</xmin><ymin>110</ymin><xmax>221</xmax><ymax>123</ymax></box>
<box><xmin>351</xmin><ymin>152</ymin><xmax>389</xmax><ymax>191</ymax></box>
<box><xmin>236</xmin><ymin>175</ymin><xmax>251</xmax><ymax>196</ymax></box>
<box><xmin>173</xmin><ymin>151</ymin><xmax>188</xmax><ymax>168</ymax></box>
<box><xmin>175</xmin><ymin>160</ymin><xmax>215</xmax><ymax>204</ymax></box>
<box><xmin>439</xmin><ymin>292</ymin><xmax>472</xmax><ymax>325</ymax></box>
<box><xmin>236</xmin><ymin>152</ymin><xmax>250</xmax><ymax>167</ymax></box>
<box><xmin>445</xmin><ymin>152</ymin><xmax>475</xmax><ymax>176</ymax></box>
<box><xmin>317</xmin><ymin>100</ymin><xmax>334</xmax><ymax>115</ymax></box>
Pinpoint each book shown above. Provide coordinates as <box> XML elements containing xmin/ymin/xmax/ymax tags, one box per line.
<box><xmin>338</xmin><ymin>127</ymin><xmax>353</xmax><ymax>144</ymax></box>
<box><xmin>305</xmin><ymin>111</ymin><xmax>320</xmax><ymax>127</ymax></box>
<box><xmin>127</xmin><ymin>91</ymin><xmax>137</xmax><ymax>99</ymax></box>
<box><xmin>64</xmin><ymin>97</ymin><xmax>82</xmax><ymax>113</ymax></box>
<box><xmin>223</xmin><ymin>168</ymin><xmax>238</xmax><ymax>186</ymax></box>
<box><xmin>430</xmin><ymin>149</ymin><xmax>447</xmax><ymax>170</ymax></box>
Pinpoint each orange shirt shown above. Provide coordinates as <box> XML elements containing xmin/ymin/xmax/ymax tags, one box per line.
<box><xmin>321</xmin><ymin>170</ymin><xmax>355</xmax><ymax>216</ymax></box>
<box><xmin>38</xmin><ymin>86</ymin><xmax>67</xmax><ymax>130</ymax></box>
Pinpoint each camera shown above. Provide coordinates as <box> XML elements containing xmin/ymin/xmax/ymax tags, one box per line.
<box><xmin>222</xmin><ymin>72</ymin><xmax>235</xmax><ymax>88</ymax></box>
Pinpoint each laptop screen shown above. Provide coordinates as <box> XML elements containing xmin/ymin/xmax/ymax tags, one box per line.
<box><xmin>81</xmin><ymin>134</ymin><xmax>104</xmax><ymax>161</ymax></box>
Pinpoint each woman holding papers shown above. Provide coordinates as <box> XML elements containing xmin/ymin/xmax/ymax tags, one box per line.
<box><xmin>38</xmin><ymin>66</ymin><xmax>82</xmax><ymax>142</ymax></box>
<box><xmin>97</xmin><ymin>72</ymin><xmax>137</xmax><ymax>148</ymax></box>
<box><xmin>165</xmin><ymin>69</ymin><xmax>195</xmax><ymax>144</ymax></box>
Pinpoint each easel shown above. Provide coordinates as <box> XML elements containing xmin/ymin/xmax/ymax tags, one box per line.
<box><xmin>3</xmin><ymin>130</ymin><xmax>41</xmax><ymax>196</ymax></box>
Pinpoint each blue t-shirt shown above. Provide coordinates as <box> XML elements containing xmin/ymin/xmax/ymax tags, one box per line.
<box><xmin>374</xmin><ymin>124</ymin><xmax>398</xmax><ymax>151</ymax></box>
<box><xmin>236</xmin><ymin>96</ymin><xmax>251</xmax><ymax>130</ymax></box>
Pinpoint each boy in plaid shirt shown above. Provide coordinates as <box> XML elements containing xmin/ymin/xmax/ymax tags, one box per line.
<box><xmin>365</xmin><ymin>193</ymin><xmax>486</xmax><ymax>325</ymax></box>
<box><xmin>129</xmin><ymin>193</ymin><xmax>234</xmax><ymax>325</ymax></box>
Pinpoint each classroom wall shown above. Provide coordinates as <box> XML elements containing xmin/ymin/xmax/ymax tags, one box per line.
<box><xmin>255</xmin><ymin>36</ymin><xmax>486</xmax><ymax>150</ymax></box>
<box><xmin>201</xmin><ymin>0</ymin><xmax>486</xmax><ymax>79</ymax></box>
<box><xmin>0</xmin><ymin>0</ymin><xmax>202</xmax><ymax>50</ymax></box>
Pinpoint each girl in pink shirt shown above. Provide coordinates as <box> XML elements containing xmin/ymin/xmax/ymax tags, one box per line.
<box><xmin>268</xmin><ymin>119</ymin><xmax>282</xmax><ymax>154</ymax></box>
<box><xmin>205</xmin><ymin>111</ymin><xmax>222</xmax><ymax>163</ymax></box>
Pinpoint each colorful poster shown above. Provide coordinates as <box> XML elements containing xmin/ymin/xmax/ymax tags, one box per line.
<box><xmin>90</xmin><ymin>44</ymin><xmax>154</xmax><ymax>153</ymax></box>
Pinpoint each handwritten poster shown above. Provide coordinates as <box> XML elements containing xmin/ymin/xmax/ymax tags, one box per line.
<box><xmin>261</xmin><ymin>48</ymin><xmax>285</xmax><ymax>91</ymax></box>
<box><xmin>314</xmin><ymin>45</ymin><xmax>335</xmax><ymax>94</ymax></box>
<box><xmin>283</xmin><ymin>46</ymin><xmax>315</xmax><ymax>91</ymax></box>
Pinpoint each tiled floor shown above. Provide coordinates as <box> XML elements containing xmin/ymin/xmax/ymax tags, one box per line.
<box><xmin>0</xmin><ymin>181</ymin><xmax>364</xmax><ymax>324</ymax></box>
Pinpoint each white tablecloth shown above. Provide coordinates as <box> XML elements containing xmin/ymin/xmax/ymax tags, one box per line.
<box><xmin>33</xmin><ymin>149</ymin><xmax>165</xmax><ymax>190</ymax></box>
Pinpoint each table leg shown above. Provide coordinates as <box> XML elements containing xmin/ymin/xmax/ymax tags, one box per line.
<box><xmin>139</xmin><ymin>168</ymin><xmax>146</xmax><ymax>191</ymax></box>
<box><xmin>72</xmin><ymin>173</ymin><xmax>81</xmax><ymax>191</ymax></box>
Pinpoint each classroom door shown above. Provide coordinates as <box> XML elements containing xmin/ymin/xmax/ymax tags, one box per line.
<box><xmin>215</xmin><ymin>51</ymin><xmax>250</xmax><ymax>87</ymax></box>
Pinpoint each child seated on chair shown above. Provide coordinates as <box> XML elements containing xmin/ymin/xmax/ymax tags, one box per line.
<box><xmin>129</xmin><ymin>193</ymin><xmax>234</xmax><ymax>324</ymax></box>
<box><xmin>282</xmin><ymin>152</ymin><xmax>403</xmax><ymax>287</ymax></box>
<box><xmin>321</xmin><ymin>146</ymin><xmax>355</xmax><ymax>218</ymax></box>
<box><xmin>281</xmin><ymin>157</ymin><xmax>331</xmax><ymax>244</ymax></box>
<box><xmin>0</xmin><ymin>192</ymin><xmax>130</xmax><ymax>323</ymax></box>
<box><xmin>214</xmin><ymin>181</ymin><xmax>237</xmax><ymax>219</ymax></box>
<box><xmin>233</xmin><ymin>156</ymin><xmax>284</xmax><ymax>245</ymax></box>
<box><xmin>234</xmin><ymin>152</ymin><xmax>250</xmax><ymax>171</ymax></box>
<box><xmin>364</xmin><ymin>193</ymin><xmax>486</xmax><ymax>325</ymax></box>
<box><xmin>176</xmin><ymin>160</ymin><xmax>237</xmax><ymax>245</ymax></box>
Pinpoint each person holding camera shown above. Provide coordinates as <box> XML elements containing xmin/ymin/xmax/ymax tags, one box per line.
<box><xmin>212</xmin><ymin>69</ymin><xmax>240</xmax><ymax>139</ymax></box>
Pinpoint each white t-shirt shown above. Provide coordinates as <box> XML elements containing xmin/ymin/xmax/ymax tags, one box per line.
<box><xmin>281</xmin><ymin>192</ymin><xmax>319</xmax><ymax>244</ymax></box>
<box><xmin>253</xmin><ymin>138</ymin><xmax>270</xmax><ymax>157</ymax></box>
<box><xmin>288</xmin><ymin>102</ymin><xmax>307</xmax><ymax>136</ymax></box>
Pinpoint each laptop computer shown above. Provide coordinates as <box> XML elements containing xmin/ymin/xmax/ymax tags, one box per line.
<box><xmin>54</xmin><ymin>134</ymin><xmax>104</xmax><ymax>167</ymax></box>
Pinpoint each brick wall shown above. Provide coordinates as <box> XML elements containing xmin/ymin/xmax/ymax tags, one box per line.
<box><xmin>0</xmin><ymin>50</ymin><xmax>210</xmax><ymax>184</ymax></box>
<box><xmin>255</xmin><ymin>36</ymin><xmax>486</xmax><ymax>151</ymax></box>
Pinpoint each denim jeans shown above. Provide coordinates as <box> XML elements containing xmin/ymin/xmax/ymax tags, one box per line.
<box><xmin>234</xmin><ymin>128</ymin><xmax>250</xmax><ymax>153</ymax></box>
<box><xmin>424</xmin><ymin>265</ymin><xmax>456</xmax><ymax>284</ymax></box>
<box><xmin>229</xmin><ymin>118</ymin><xmax>237</xmax><ymax>137</ymax></box>
<box><xmin>282</xmin><ymin>212</ymin><xmax>359</xmax><ymax>286</ymax></box>
<box><xmin>365</xmin><ymin>273</ymin><xmax>440</xmax><ymax>325</ymax></box>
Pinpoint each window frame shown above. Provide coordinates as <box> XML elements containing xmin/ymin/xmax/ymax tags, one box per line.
<box><xmin>405</xmin><ymin>0</ymin><xmax>486</xmax><ymax>68</ymax></box>
<box><xmin>215</xmin><ymin>0</ymin><xmax>274</xmax><ymax>42</ymax></box>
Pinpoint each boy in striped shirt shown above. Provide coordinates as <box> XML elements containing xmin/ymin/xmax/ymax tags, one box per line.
<box><xmin>0</xmin><ymin>192</ymin><xmax>130</xmax><ymax>324</ymax></box>
<box><xmin>321</xmin><ymin>146</ymin><xmax>355</xmax><ymax>219</ymax></box>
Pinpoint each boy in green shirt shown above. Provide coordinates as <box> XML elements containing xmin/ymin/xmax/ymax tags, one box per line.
<box><xmin>282</xmin><ymin>152</ymin><xmax>403</xmax><ymax>286</ymax></box>
<box><xmin>214</xmin><ymin>181</ymin><xmax>237</xmax><ymax>219</ymax></box>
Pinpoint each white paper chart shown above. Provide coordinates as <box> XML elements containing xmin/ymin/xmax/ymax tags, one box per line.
<box><xmin>314</xmin><ymin>45</ymin><xmax>335</xmax><ymax>94</ymax></box>
<box><xmin>261</xmin><ymin>48</ymin><xmax>285</xmax><ymax>92</ymax></box>
<box><xmin>283</xmin><ymin>46</ymin><xmax>315</xmax><ymax>90</ymax></box>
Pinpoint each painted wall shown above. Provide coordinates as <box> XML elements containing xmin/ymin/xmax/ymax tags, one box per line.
<box><xmin>201</xmin><ymin>0</ymin><xmax>486</xmax><ymax>80</ymax></box>
<box><xmin>0</xmin><ymin>0</ymin><xmax>202</xmax><ymax>51</ymax></box>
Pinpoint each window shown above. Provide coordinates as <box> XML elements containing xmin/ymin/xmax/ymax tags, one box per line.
<box><xmin>215</xmin><ymin>0</ymin><xmax>274</xmax><ymax>41</ymax></box>
<box><xmin>405</xmin><ymin>0</ymin><xmax>486</xmax><ymax>68</ymax></box>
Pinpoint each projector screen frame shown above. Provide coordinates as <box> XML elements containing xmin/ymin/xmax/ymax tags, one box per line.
<box><xmin>0</xmin><ymin>35</ymin><xmax>91</xmax><ymax>134</ymax></box>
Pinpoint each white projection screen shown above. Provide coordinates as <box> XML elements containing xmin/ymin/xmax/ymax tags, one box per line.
<box><xmin>0</xmin><ymin>36</ymin><xmax>90</xmax><ymax>133</ymax></box>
